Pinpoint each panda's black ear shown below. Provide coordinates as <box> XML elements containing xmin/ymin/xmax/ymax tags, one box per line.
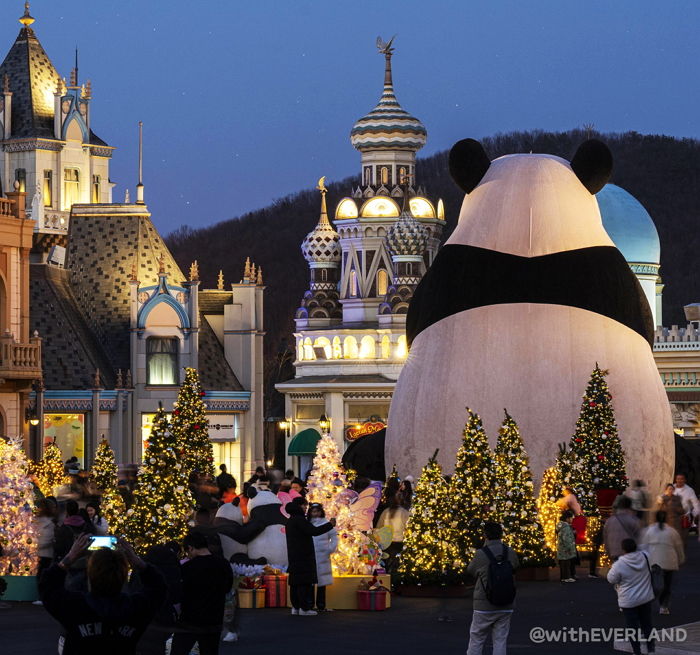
<box><xmin>570</xmin><ymin>139</ymin><xmax>613</xmax><ymax>194</ymax></box>
<box><xmin>449</xmin><ymin>139</ymin><xmax>491</xmax><ymax>193</ymax></box>
<box><xmin>246</xmin><ymin>487</ymin><xmax>258</xmax><ymax>499</ymax></box>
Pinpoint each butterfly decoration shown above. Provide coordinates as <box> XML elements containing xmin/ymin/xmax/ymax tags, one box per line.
<box><xmin>372</xmin><ymin>526</ymin><xmax>393</xmax><ymax>551</ymax></box>
<box><xmin>345</xmin><ymin>481</ymin><xmax>382</xmax><ymax>532</ymax></box>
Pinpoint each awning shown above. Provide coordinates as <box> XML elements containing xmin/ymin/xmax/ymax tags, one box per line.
<box><xmin>288</xmin><ymin>428</ymin><xmax>321</xmax><ymax>456</ymax></box>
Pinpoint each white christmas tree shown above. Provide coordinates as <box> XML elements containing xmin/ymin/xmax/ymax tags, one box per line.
<box><xmin>306</xmin><ymin>434</ymin><xmax>349</xmax><ymax>517</ymax></box>
<box><xmin>0</xmin><ymin>437</ymin><xmax>37</xmax><ymax>575</ymax></box>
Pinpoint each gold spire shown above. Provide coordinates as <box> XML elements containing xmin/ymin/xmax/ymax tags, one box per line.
<box><xmin>376</xmin><ymin>35</ymin><xmax>396</xmax><ymax>88</ymax></box>
<box><xmin>217</xmin><ymin>269</ymin><xmax>224</xmax><ymax>290</ymax></box>
<box><xmin>55</xmin><ymin>77</ymin><xmax>65</xmax><ymax>96</ymax></box>
<box><xmin>250</xmin><ymin>263</ymin><xmax>256</xmax><ymax>283</ymax></box>
<box><xmin>19</xmin><ymin>2</ymin><xmax>34</xmax><ymax>28</ymax></box>
<box><xmin>84</xmin><ymin>80</ymin><xmax>92</xmax><ymax>99</ymax></box>
<box><xmin>243</xmin><ymin>257</ymin><xmax>251</xmax><ymax>280</ymax></box>
<box><xmin>316</xmin><ymin>176</ymin><xmax>330</xmax><ymax>227</ymax></box>
<box><xmin>189</xmin><ymin>260</ymin><xmax>199</xmax><ymax>281</ymax></box>
<box><xmin>256</xmin><ymin>266</ymin><xmax>263</xmax><ymax>285</ymax></box>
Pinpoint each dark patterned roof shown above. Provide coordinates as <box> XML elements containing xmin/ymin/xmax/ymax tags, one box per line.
<box><xmin>0</xmin><ymin>26</ymin><xmax>109</xmax><ymax>145</ymax></box>
<box><xmin>199</xmin><ymin>290</ymin><xmax>233</xmax><ymax>314</ymax></box>
<box><xmin>198</xmin><ymin>316</ymin><xmax>242</xmax><ymax>391</ymax></box>
<box><xmin>65</xmin><ymin>208</ymin><xmax>185</xmax><ymax>374</ymax></box>
<box><xmin>30</xmin><ymin>264</ymin><xmax>116</xmax><ymax>389</ymax></box>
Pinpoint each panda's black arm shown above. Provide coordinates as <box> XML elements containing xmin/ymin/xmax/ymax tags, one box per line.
<box><xmin>227</xmin><ymin>520</ymin><xmax>267</xmax><ymax>544</ymax></box>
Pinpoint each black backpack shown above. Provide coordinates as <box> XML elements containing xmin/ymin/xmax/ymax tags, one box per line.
<box><xmin>481</xmin><ymin>544</ymin><xmax>516</xmax><ymax>606</ymax></box>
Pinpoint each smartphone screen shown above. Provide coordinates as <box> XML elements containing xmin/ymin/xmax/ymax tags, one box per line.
<box><xmin>88</xmin><ymin>535</ymin><xmax>117</xmax><ymax>551</ymax></box>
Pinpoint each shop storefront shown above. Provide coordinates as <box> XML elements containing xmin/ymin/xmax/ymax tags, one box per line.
<box><xmin>44</xmin><ymin>414</ymin><xmax>85</xmax><ymax>468</ymax></box>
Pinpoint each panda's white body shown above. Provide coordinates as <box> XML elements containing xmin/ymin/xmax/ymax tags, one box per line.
<box><xmin>246</xmin><ymin>490</ymin><xmax>288</xmax><ymax>568</ymax></box>
<box><xmin>386</xmin><ymin>152</ymin><xmax>674</xmax><ymax>493</ymax></box>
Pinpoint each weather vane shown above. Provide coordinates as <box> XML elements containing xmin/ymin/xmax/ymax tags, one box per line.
<box><xmin>376</xmin><ymin>35</ymin><xmax>396</xmax><ymax>56</ymax></box>
<box><xmin>316</xmin><ymin>176</ymin><xmax>327</xmax><ymax>194</ymax></box>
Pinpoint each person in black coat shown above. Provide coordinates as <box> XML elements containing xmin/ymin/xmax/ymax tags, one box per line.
<box><xmin>284</xmin><ymin>502</ymin><xmax>335</xmax><ymax>615</ymax></box>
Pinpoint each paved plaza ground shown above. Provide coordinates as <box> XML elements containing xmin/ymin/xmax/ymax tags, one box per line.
<box><xmin>2</xmin><ymin>540</ymin><xmax>699</xmax><ymax>654</ymax></box>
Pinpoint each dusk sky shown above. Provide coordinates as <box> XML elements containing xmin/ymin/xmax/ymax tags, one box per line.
<box><xmin>5</xmin><ymin>1</ymin><xmax>698</xmax><ymax>232</ymax></box>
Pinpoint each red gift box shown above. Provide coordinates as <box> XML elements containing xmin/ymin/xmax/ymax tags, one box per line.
<box><xmin>572</xmin><ymin>515</ymin><xmax>588</xmax><ymax>545</ymax></box>
<box><xmin>263</xmin><ymin>574</ymin><xmax>287</xmax><ymax>608</ymax></box>
<box><xmin>357</xmin><ymin>590</ymin><xmax>387</xmax><ymax>611</ymax></box>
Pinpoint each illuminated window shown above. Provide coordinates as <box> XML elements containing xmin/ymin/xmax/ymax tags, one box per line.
<box><xmin>147</xmin><ymin>337</ymin><xmax>178</xmax><ymax>385</ymax></box>
<box><xmin>381</xmin><ymin>167</ymin><xmax>389</xmax><ymax>186</ymax></box>
<box><xmin>314</xmin><ymin>337</ymin><xmax>332</xmax><ymax>359</ymax></box>
<box><xmin>343</xmin><ymin>336</ymin><xmax>358</xmax><ymax>359</ymax></box>
<box><xmin>91</xmin><ymin>175</ymin><xmax>100</xmax><ymax>203</ymax></box>
<box><xmin>437</xmin><ymin>198</ymin><xmax>445</xmax><ymax>220</ymax></box>
<box><xmin>359</xmin><ymin>336</ymin><xmax>376</xmax><ymax>359</ymax></box>
<box><xmin>297</xmin><ymin>342</ymin><xmax>304</xmax><ymax>361</ymax></box>
<box><xmin>336</xmin><ymin>198</ymin><xmax>358</xmax><ymax>219</ymax></box>
<box><xmin>399</xmin><ymin>166</ymin><xmax>407</xmax><ymax>184</ymax></box>
<box><xmin>332</xmin><ymin>336</ymin><xmax>342</xmax><ymax>359</ymax></box>
<box><xmin>409</xmin><ymin>197</ymin><xmax>436</xmax><ymax>219</ymax></box>
<box><xmin>44</xmin><ymin>414</ymin><xmax>85</xmax><ymax>469</ymax></box>
<box><xmin>141</xmin><ymin>412</ymin><xmax>173</xmax><ymax>454</ymax></box>
<box><xmin>303</xmin><ymin>337</ymin><xmax>315</xmax><ymax>360</ymax></box>
<box><xmin>43</xmin><ymin>170</ymin><xmax>52</xmax><ymax>207</ymax></box>
<box><xmin>396</xmin><ymin>335</ymin><xmax>408</xmax><ymax>359</ymax></box>
<box><xmin>381</xmin><ymin>335</ymin><xmax>391</xmax><ymax>359</ymax></box>
<box><xmin>349</xmin><ymin>270</ymin><xmax>358</xmax><ymax>297</ymax></box>
<box><xmin>364</xmin><ymin>167</ymin><xmax>372</xmax><ymax>186</ymax></box>
<box><xmin>360</xmin><ymin>197</ymin><xmax>400</xmax><ymax>218</ymax></box>
<box><xmin>14</xmin><ymin>168</ymin><xmax>26</xmax><ymax>192</ymax></box>
<box><xmin>63</xmin><ymin>168</ymin><xmax>80</xmax><ymax>209</ymax></box>
<box><xmin>377</xmin><ymin>269</ymin><xmax>389</xmax><ymax>296</ymax></box>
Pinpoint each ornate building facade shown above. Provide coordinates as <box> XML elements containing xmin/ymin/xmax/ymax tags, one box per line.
<box><xmin>277</xmin><ymin>40</ymin><xmax>444</xmax><ymax>470</ymax></box>
<box><xmin>0</xmin><ymin>5</ymin><xmax>265</xmax><ymax>482</ymax></box>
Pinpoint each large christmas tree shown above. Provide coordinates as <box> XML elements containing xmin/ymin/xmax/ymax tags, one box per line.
<box><xmin>123</xmin><ymin>406</ymin><xmax>194</xmax><ymax>553</ymax></box>
<box><xmin>535</xmin><ymin>465</ymin><xmax>563</xmax><ymax>555</ymax></box>
<box><xmin>450</xmin><ymin>409</ymin><xmax>497</xmax><ymax>574</ymax></box>
<box><xmin>91</xmin><ymin>439</ymin><xmax>126</xmax><ymax>535</ymax></box>
<box><xmin>397</xmin><ymin>450</ymin><xmax>458</xmax><ymax>585</ymax></box>
<box><xmin>306</xmin><ymin>433</ymin><xmax>350</xmax><ymax>516</ymax></box>
<box><xmin>0</xmin><ymin>437</ymin><xmax>37</xmax><ymax>575</ymax></box>
<box><xmin>556</xmin><ymin>444</ymin><xmax>598</xmax><ymax>516</ymax></box>
<box><xmin>171</xmin><ymin>367</ymin><xmax>214</xmax><ymax>479</ymax></box>
<box><xmin>570</xmin><ymin>365</ymin><xmax>628</xmax><ymax>491</ymax></box>
<box><xmin>494</xmin><ymin>411</ymin><xmax>548</xmax><ymax>566</ymax></box>
<box><xmin>32</xmin><ymin>442</ymin><xmax>68</xmax><ymax>497</ymax></box>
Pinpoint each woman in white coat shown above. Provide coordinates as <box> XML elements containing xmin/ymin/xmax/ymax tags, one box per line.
<box><xmin>640</xmin><ymin>510</ymin><xmax>685</xmax><ymax>614</ymax></box>
<box><xmin>308</xmin><ymin>503</ymin><xmax>338</xmax><ymax>611</ymax></box>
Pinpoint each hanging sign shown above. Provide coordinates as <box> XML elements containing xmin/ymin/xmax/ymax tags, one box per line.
<box><xmin>345</xmin><ymin>420</ymin><xmax>385</xmax><ymax>442</ymax></box>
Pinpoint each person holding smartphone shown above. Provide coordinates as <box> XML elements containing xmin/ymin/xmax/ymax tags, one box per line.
<box><xmin>39</xmin><ymin>534</ymin><xmax>166</xmax><ymax>654</ymax></box>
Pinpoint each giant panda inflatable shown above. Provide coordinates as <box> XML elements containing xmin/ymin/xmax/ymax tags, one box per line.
<box><xmin>386</xmin><ymin>139</ymin><xmax>674</xmax><ymax>493</ymax></box>
<box><xmin>245</xmin><ymin>488</ymin><xmax>288</xmax><ymax>568</ymax></box>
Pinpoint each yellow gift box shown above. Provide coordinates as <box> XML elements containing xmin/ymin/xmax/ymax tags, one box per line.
<box><xmin>238</xmin><ymin>588</ymin><xmax>266</xmax><ymax>608</ymax></box>
<box><xmin>286</xmin><ymin>574</ymin><xmax>391</xmax><ymax>610</ymax></box>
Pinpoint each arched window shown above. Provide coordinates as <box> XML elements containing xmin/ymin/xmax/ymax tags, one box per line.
<box><xmin>396</xmin><ymin>335</ymin><xmax>408</xmax><ymax>359</ymax></box>
<box><xmin>349</xmin><ymin>270</ymin><xmax>358</xmax><ymax>297</ymax></box>
<box><xmin>320</xmin><ymin>268</ymin><xmax>328</xmax><ymax>282</ymax></box>
<box><xmin>303</xmin><ymin>337</ymin><xmax>315</xmax><ymax>360</ymax></box>
<box><xmin>380</xmin><ymin>335</ymin><xmax>391</xmax><ymax>359</ymax></box>
<box><xmin>297</xmin><ymin>341</ymin><xmax>304</xmax><ymax>361</ymax></box>
<box><xmin>377</xmin><ymin>269</ymin><xmax>389</xmax><ymax>296</ymax></box>
<box><xmin>343</xmin><ymin>336</ymin><xmax>358</xmax><ymax>359</ymax></box>
<box><xmin>332</xmin><ymin>337</ymin><xmax>342</xmax><ymax>359</ymax></box>
<box><xmin>147</xmin><ymin>337</ymin><xmax>178</xmax><ymax>385</ymax></box>
<box><xmin>399</xmin><ymin>166</ymin><xmax>407</xmax><ymax>184</ymax></box>
<box><xmin>314</xmin><ymin>337</ymin><xmax>332</xmax><ymax>360</ymax></box>
<box><xmin>359</xmin><ymin>336</ymin><xmax>376</xmax><ymax>359</ymax></box>
<box><xmin>381</xmin><ymin>167</ymin><xmax>389</xmax><ymax>185</ymax></box>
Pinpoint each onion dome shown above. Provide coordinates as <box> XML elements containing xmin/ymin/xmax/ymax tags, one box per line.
<box><xmin>386</xmin><ymin>209</ymin><xmax>428</xmax><ymax>257</ymax></box>
<box><xmin>350</xmin><ymin>39</ymin><xmax>426</xmax><ymax>153</ymax></box>
<box><xmin>301</xmin><ymin>177</ymin><xmax>341</xmax><ymax>265</ymax></box>
<box><xmin>596</xmin><ymin>184</ymin><xmax>660</xmax><ymax>265</ymax></box>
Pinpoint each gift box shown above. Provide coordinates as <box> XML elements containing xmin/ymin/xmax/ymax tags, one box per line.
<box><xmin>238</xmin><ymin>588</ymin><xmax>266</xmax><ymax>608</ymax></box>
<box><xmin>263</xmin><ymin>574</ymin><xmax>287</xmax><ymax>608</ymax></box>
<box><xmin>357</xmin><ymin>589</ymin><xmax>387</xmax><ymax>611</ymax></box>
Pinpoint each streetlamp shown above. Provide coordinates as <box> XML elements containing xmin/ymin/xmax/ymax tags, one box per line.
<box><xmin>319</xmin><ymin>414</ymin><xmax>330</xmax><ymax>434</ymax></box>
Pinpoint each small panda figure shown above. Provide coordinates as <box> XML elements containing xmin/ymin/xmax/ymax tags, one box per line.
<box><xmin>386</xmin><ymin>139</ymin><xmax>673</xmax><ymax>493</ymax></box>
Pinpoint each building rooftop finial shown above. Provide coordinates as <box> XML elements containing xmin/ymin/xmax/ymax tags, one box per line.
<box><xmin>136</xmin><ymin>121</ymin><xmax>145</xmax><ymax>204</ymax></box>
<box><xmin>189</xmin><ymin>260</ymin><xmax>199</xmax><ymax>281</ymax></box>
<box><xmin>19</xmin><ymin>2</ymin><xmax>35</xmax><ymax>28</ymax></box>
<box><xmin>217</xmin><ymin>269</ymin><xmax>225</xmax><ymax>290</ymax></box>
<box><xmin>376</xmin><ymin>35</ymin><xmax>396</xmax><ymax>89</ymax></box>
<box><xmin>316</xmin><ymin>176</ymin><xmax>329</xmax><ymax>226</ymax></box>
<box><xmin>256</xmin><ymin>266</ymin><xmax>263</xmax><ymax>285</ymax></box>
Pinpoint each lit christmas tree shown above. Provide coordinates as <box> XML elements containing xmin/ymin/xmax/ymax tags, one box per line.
<box><xmin>306</xmin><ymin>433</ymin><xmax>349</xmax><ymax>516</ymax></box>
<box><xmin>0</xmin><ymin>437</ymin><xmax>37</xmax><ymax>575</ymax></box>
<box><xmin>91</xmin><ymin>439</ymin><xmax>126</xmax><ymax>534</ymax></box>
<box><xmin>535</xmin><ymin>465</ymin><xmax>563</xmax><ymax>555</ymax></box>
<box><xmin>171</xmin><ymin>367</ymin><xmax>214</xmax><ymax>479</ymax></box>
<box><xmin>306</xmin><ymin>433</ymin><xmax>376</xmax><ymax>574</ymax></box>
<box><xmin>450</xmin><ymin>409</ymin><xmax>497</xmax><ymax>574</ymax></box>
<box><xmin>32</xmin><ymin>441</ymin><xmax>68</xmax><ymax>497</ymax></box>
<box><xmin>397</xmin><ymin>450</ymin><xmax>458</xmax><ymax>585</ymax></box>
<box><xmin>570</xmin><ymin>365</ymin><xmax>628</xmax><ymax>491</ymax></box>
<box><xmin>494</xmin><ymin>411</ymin><xmax>549</xmax><ymax>566</ymax></box>
<box><xmin>123</xmin><ymin>406</ymin><xmax>194</xmax><ymax>553</ymax></box>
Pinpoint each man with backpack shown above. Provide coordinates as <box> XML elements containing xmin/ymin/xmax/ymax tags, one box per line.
<box><xmin>466</xmin><ymin>521</ymin><xmax>519</xmax><ymax>655</ymax></box>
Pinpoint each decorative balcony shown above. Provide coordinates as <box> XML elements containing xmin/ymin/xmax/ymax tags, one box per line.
<box><xmin>0</xmin><ymin>331</ymin><xmax>42</xmax><ymax>380</ymax></box>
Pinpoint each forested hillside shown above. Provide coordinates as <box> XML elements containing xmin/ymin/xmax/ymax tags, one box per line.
<box><xmin>167</xmin><ymin>129</ymin><xmax>700</xmax><ymax>407</ymax></box>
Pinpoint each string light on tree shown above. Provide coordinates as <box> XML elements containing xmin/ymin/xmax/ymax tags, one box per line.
<box><xmin>450</xmin><ymin>409</ymin><xmax>497</xmax><ymax>575</ymax></box>
<box><xmin>397</xmin><ymin>449</ymin><xmax>458</xmax><ymax>585</ymax></box>
<box><xmin>494</xmin><ymin>410</ymin><xmax>549</xmax><ymax>566</ymax></box>
<box><xmin>32</xmin><ymin>441</ymin><xmax>69</xmax><ymax>497</ymax></box>
<box><xmin>570</xmin><ymin>365</ymin><xmax>628</xmax><ymax>491</ymax></box>
<box><xmin>307</xmin><ymin>433</ymin><xmax>349</xmax><ymax>516</ymax></box>
<box><xmin>536</xmin><ymin>465</ymin><xmax>563</xmax><ymax>555</ymax></box>
<box><xmin>91</xmin><ymin>438</ymin><xmax>126</xmax><ymax>535</ymax></box>
<box><xmin>171</xmin><ymin>368</ymin><xmax>214</xmax><ymax>479</ymax></box>
<box><xmin>0</xmin><ymin>436</ymin><xmax>37</xmax><ymax>576</ymax></box>
<box><xmin>123</xmin><ymin>406</ymin><xmax>194</xmax><ymax>554</ymax></box>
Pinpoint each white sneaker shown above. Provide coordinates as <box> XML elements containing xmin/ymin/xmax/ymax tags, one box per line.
<box><xmin>291</xmin><ymin>608</ymin><xmax>299</xmax><ymax>615</ymax></box>
<box><xmin>299</xmin><ymin>609</ymin><xmax>318</xmax><ymax>616</ymax></box>
<box><xmin>222</xmin><ymin>631</ymin><xmax>238</xmax><ymax>642</ymax></box>
<box><xmin>32</xmin><ymin>600</ymin><xmax>43</xmax><ymax>606</ymax></box>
